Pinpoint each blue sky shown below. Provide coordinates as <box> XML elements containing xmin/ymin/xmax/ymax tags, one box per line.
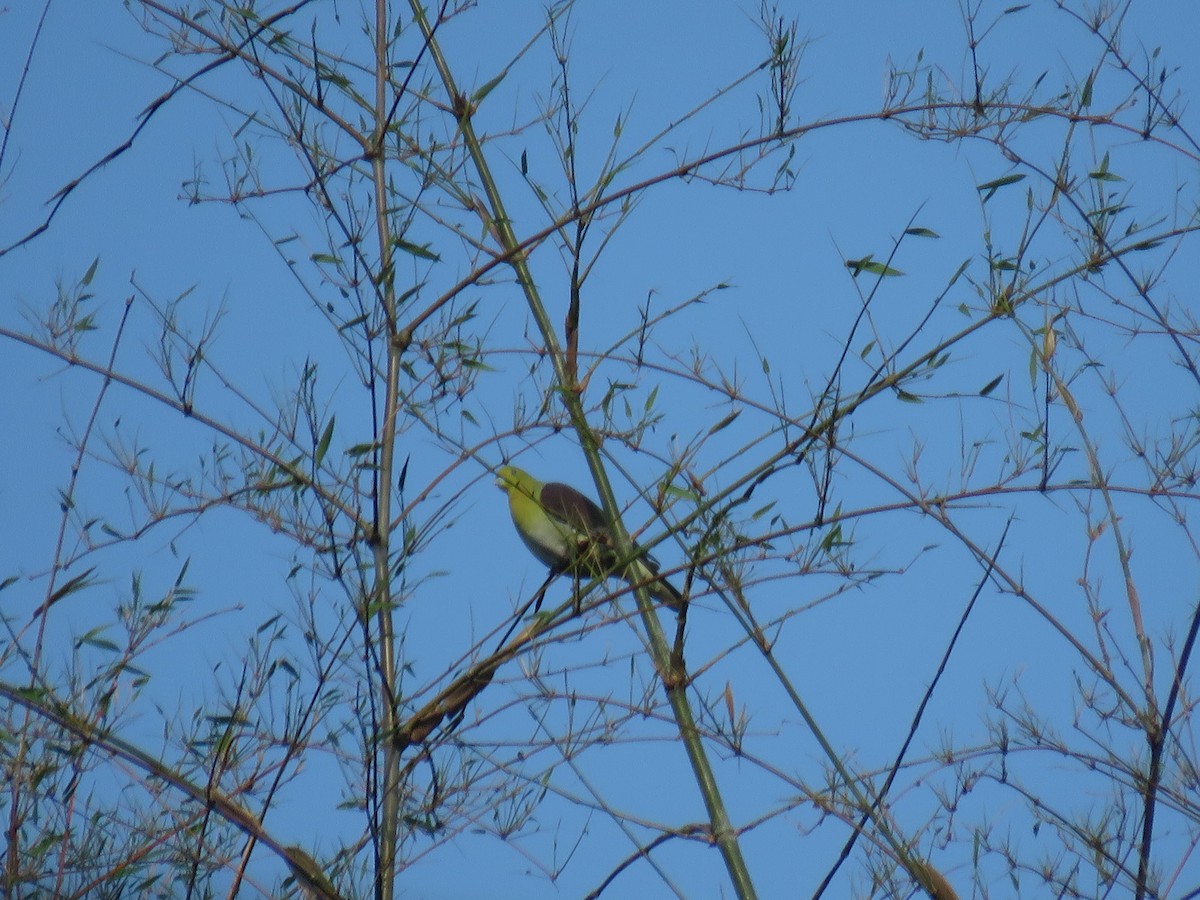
<box><xmin>4</xmin><ymin>1</ymin><xmax>1200</xmax><ymax>897</ymax></box>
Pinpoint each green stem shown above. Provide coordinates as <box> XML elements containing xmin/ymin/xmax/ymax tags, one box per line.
<box><xmin>370</xmin><ymin>1</ymin><xmax>401</xmax><ymax>897</ymax></box>
<box><xmin>406</xmin><ymin>5</ymin><xmax>757</xmax><ymax>897</ymax></box>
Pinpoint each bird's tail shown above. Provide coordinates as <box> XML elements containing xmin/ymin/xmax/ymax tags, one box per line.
<box><xmin>626</xmin><ymin>558</ymin><xmax>685</xmax><ymax>609</ymax></box>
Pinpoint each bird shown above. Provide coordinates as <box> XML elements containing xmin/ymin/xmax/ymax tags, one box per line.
<box><xmin>495</xmin><ymin>465</ymin><xmax>684</xmax><ymax>609</ymax></box>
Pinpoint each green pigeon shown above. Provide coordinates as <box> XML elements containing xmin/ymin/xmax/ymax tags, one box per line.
<box><xmin>496</xmin><ymin>465</ymin><xmax>683</xmax><ymax>608</ymax></box>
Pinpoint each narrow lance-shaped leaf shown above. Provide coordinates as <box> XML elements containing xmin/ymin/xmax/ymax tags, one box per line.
<box><xmin>979</xmin><ymin>374</ymin><xmax>1004</xmax><ymax>396</ymax></box>
<box><xmin>393</xmin><ymin>237</ymin><xmax>440</xmax><ymax>261</ymax></box>
<box><xmin>977</xmin><ymin>172</ymin><xmax>1026</xmax><ymax>202</ymax></box>
<box><xmin>315</xmin><ymin>416</ymin><xmax>335</xmax><ymax>467</ymax></box>
<box><xmin>708</xmin><ymin>409</ymin><xmax>742</xmax><ymax>435</ymax></box>
<box><xmin>46</xmin><ymin>567</ymin><xmax>98</xmax><ymax>609</ymax></box>
<box><xmin>845</xmin><ymin>256</ymin><xmax>905</xmax><ymax>277</ymax></box>
<box><xmin>75</xmin><ymin>625</ymin><xmax>119</xmax><ymax>654</ymax></box>
<box><xmin>1089</xmin><ymin>151</ymin><xmax>1124</xmax><ymax>182</ymax></box>
<box><xmin>472</xmin><ymin>67</ymin><xmax>508</xmax><ymax>104</ymax></box>
<box><xmin>1080</xmin><ymin>68</ymin><xmax>1096</xmax><ymax>108</ymax></box>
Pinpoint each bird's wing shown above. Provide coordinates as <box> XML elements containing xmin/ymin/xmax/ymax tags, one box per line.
<box><xmin>540</xmin><ymin>479</ymin><xmax>684</xmax><ymax>607</ymax></box>
<box><xmin>542</xmin><ymin>481</ymin><xmax>668</xmax><ymax>568</ymax></box>
<box><xmin>539</xmin><ymin>482</ymin><xmax>610</xmax><ymax>537</ymax></box>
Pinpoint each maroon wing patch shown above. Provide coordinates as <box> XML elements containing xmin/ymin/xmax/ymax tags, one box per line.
<box><xmin>540</xmin><ymin>482</ymin><xmax>608</xmax><ymax>535</ymax></box>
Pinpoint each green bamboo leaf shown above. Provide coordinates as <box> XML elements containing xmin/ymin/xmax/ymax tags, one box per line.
<box><xmin>275</xmin><ymin>658</ymin><xmax>300</xmax><ymax>680</ymax></box>
<box><xmin>751</xmin><ymin>501</ymin><xmax>777</xmax><ymax>520</ymax></box>
<box><xmin>1088</xmin><ymin>152</ymin><xmax>1124</xmax><ymax>182</ymax></box>
<box><xmin>904</xmin><ymin>227</ymin><xmax>940</xmax><ymax>238</ymax></box>
<box><xmin>663</xmin><ymin>483</ymin><xmax>698</xmax><ymax>502</ymax></box>
<box><xmin>81</xmin><ymin>257</ymin><xmax>100</xmax><ymax>286</ymax></box>
<box><xmin>338</xmin><ymin>313</ymin><xmax>369</xmax><ymax>332</ymax></box>
<box><xmin>46</xmin><ymin>567</ymin><xmax>97</xmax><ymax>608</ymax></box>
<box><xmin>121</xmin><ymin>662</ymin><xmax>150</xmax><ymax>680</ymax></box>
<box><xmin>393</xmin><ymin>238</ymin><xmax>440</xmax><ymax>261</ymax></box>
<box><xmin>977</xmin><ymin>172</ymin><xmax>1026</xmax><ymax>201</ymax></box>
<box><xmin>1080</xmin><ymin>69</ymin><xmax>1095</xmax><ymax>108</ymax></box>
<box><xmin>315</xmin><ymin>63</ymin><xmax>350</xmax><ymax>90</ymax></box>
<box><xmin>472</xmin><ymin>68</ymin><xmax>508</xmax><ymax>104</ymax></box>
<box><xmin>315</xmin><ymin>416</ymin><xmax>335</xmax><ymax>466</ymax></box>
<box><xmin>846</xmin><ymin>257</ymin><xmax>905</xmax><ymax>277</ymax></box>
<box><xmin>1087</xmin><ymin>204</ymin><xmax>1129</xmax><ymax>219</ymax></box>
<box><xmin>820</xmin><ymin>523</ymin><xmax>844</xmax><ymax>552</ymax></box>
<box><xmin>977</xmin><ymin>173</ymin><xmax>1026</xmax><ymax>191</ymax></box>
<box><xmin>979</xmin><ymin>374</ymin><xmax>1004</xmax><ymax>396</ymax></box>
<box><xmin>449</xmin><ymin>303</ymin><xmax>479</xmax><ymax>328</ymax></box>
<box><xmin>708</xmin><ymin>409</ymin><xmax>742</xmax><ymax>435</ymax></box>
<box><xmin>76</xmin><ymin>627</ymin><xmax>119</xmax><ymax>653</ymax></box>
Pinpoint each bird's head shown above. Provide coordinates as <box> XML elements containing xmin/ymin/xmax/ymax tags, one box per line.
<box><xmin>495</xmin><ymin>465</ymin><xmax>533</xmax><ymax>498</ymax></box>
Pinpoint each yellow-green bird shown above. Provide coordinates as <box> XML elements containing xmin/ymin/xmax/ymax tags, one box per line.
<box><xmin>496</xmin><ymin>465</ymin><xmax>683</xmax><ymax>608</ymax></box>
